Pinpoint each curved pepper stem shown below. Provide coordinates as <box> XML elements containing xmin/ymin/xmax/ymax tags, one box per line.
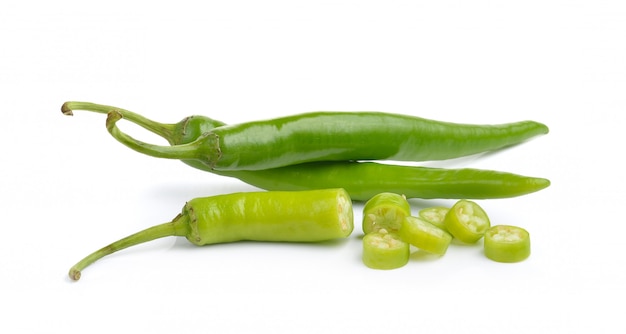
<box><xmin>61</xmin><ymin>101</ymin><xmax>176</xmax><ymax>142</ymax></box>
<box><xmin>105</xmin><ymin>110</ymin><xmax>213</xmax><ymax>162</ymax></box>
<box><xmin>69</xmin><ymin>214</ymin><xmax>189</xmax><ymax>281</ymax></box>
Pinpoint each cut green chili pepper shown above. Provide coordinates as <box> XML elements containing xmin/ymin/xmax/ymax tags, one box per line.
<box><xmin>362</xmin><ymin>229</ymin><xmax>410</xmax><ymax>270</ymax></box>
<box><xmin>63</xmin><ymin>101</ymin><xmax>549</xmax><ymax>171</ymax></box>
<box><xmin>484</xmin><ymin>225</ymin><xmax>531</xmax><ymax>263</ymax></box>
<box><xmin>362</xmin><ymin>192</ymin><xmax>411</xmax><ymax>234</ymax></box>
<box><xmin>61</xmin><ymin>102</ymin><xmax>551</xmax><ymax>201</ymax></box>
<box><xmin>399</xmin><ymin>216</ymin><xmax>452</xmax><ymax>255</ymax></box>
<box><xmin>418</xmin><ymin>206</ymin><xmax>449</xmax><ymax>232</ymax></box>
<box><xmin>444</xmin><ymin>200</ymin><xmax>490</xmax><ymax>243</ymax></box>
<box><xmin>68</xmin><ymin>188</ymin><xmax>354</xmax><ymax>281</ymax></box>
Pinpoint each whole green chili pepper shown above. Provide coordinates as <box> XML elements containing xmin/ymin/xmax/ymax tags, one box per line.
<box><xmin>61</xmin><ymin>102</ymin><xmax>550</xmax><ymax>200</ymax></box>
<box><xmin>62</xmin><ymin>101</ymin><xmax>549</xmax><ymax>171</ymax></box>
<box><xmin>212</xmin><ymin>162</ymin><xmax>550</xmax><ymax>201</ymax></box>
<box><xmin>69</xmin><ymin>188</ymin><xmax>354</xmax><ymax>281</ymax></box>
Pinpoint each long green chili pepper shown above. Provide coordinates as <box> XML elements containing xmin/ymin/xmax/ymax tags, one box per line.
<box><xmin>62</xmin><ymin>101</ymin><xmax>548</xmax><ymax>171</ymax></box>
<box><xmin>69</xmin><ymin>188</ymin><xmax>354</xmax><ymax>281</ymax></box>
<box><xmin>61</xmin><ymin>102</ymin><xmax>550</xmax><ymax>201</ymax></box>
<box><xmin>211</xmin><ymin>162</ymin><xmax>550</xmax><ymax>201</ymax></box>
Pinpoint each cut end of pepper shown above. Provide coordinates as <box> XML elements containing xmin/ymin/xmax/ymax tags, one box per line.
<box><xmin>337</xmin><ymin>191</ymin><xmax>353</xmax><ymax>234</ymax></box>
<box><xmin>69</xmin><ymin>268</ymin><xmax>81</xmax><ymax>281</ymax></box>
<box><xmin>61</xmin><ymin>102</ymin><xmax>74</xmax><ymax>116</ymax></box>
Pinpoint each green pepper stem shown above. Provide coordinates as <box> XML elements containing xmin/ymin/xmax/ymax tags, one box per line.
<box><xmin>61</xmin><ymin>101</ymin><xmax>176</xmax><ymax>141</ymax></box>
<box><xmin>105</xmin><ymin>111</ymin><xmax>209</xmax><ymax>161</ymax></box>
<box><xmin>69</xmin><ymin>214</ymin><xmax>189</xmax><ymax>281</ymax></box>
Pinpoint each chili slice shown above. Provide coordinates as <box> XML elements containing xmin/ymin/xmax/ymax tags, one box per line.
<box><xmin>362</xmin><ymin>230</ymin><xmax>410</xmax><ymax>270</ymax></box>
<box><xmin>399</xmin><ymin>216</ymin><xmax>452</xmax><ymax>255</ymax></box>
<box><xmin>362</xmin><ymin>192</ymin><xmax>411</xmax><ymax>234</ymax></box>
<box><xmin>484</xmin><ymin>225</ymin><xmax>531</xmax><ymax>263</ymax></box>
<box><xmin>444</xmin><ymin>200</ymin><xmax>490</xmax><ymax>243</ymax></box>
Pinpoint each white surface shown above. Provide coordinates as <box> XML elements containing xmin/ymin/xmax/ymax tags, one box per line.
<box><xmin>1</xmin><ymin>1</ymin><xmax>625</xmax><ymax>333</ymax></box>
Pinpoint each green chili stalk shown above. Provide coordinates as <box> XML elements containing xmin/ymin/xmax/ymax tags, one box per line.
<box><xmin>69</xmin><ymin>219</ymin><xmax>186</xmax><ymax>281</ymax></box>
<box><xmin>62</xmin><ymin>101</ymin><xmax>177</xmax><ymax>139</ymax></box>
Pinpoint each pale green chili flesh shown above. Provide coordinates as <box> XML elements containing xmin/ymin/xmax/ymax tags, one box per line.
<box><xmin>444</xmin><ymin>200</ymin><xmax>491</xmax><ymax>243</ymax></box>
<box><xmin>362</xmin><ymin>192</ymin><xmax>411</xmax><ymax>234</ymax></box>
<box><xmin>484</xmin><ymin>225</ymin><xmax>531</xmax><ymax>263</ymax></box>
<box><xmin>362</xmin><ymin>229</ymin><xmax>410</xmax><ymax>270</ymax></box>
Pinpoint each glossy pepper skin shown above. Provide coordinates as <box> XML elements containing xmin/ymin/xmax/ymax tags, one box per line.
<box><xmin>63</xmin><ymin>101</ymin><xmax>548</xmax><ymax>171</ymax></box>
<box><xmin>61</xmin><ymin>102</ymin><xmax>551</xmax><ymax>201</ymax></box>
<box><xmin>69</xmin><ymin>188</ymin><xmax>354</xmax><ymax>281</ymax></box>
<box><xmin>204</xmin><ymin>112</ymin><xmax>549</xmax><ymax>171</ymax></box>
<box><xmin>213</xmin><ymin>162</ymin><xmax>550</xmax><ymax>201</ymax></box>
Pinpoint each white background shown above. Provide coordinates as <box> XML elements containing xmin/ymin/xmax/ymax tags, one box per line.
<box><xmin>1</xmin><ymin>1</ymin><xmax>625</xmax><ymax>333</ymax></box>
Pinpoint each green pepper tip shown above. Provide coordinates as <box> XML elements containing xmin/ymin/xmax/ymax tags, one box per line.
<box><xmin>534</xmin><ymin>177</ymin><xmax>551</xmax><ymax>191</ymax></box>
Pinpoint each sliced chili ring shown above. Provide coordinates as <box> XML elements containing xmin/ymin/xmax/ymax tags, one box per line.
<box><xmin>484</xmin><ymin>225</ymin><xmax>531</xmax><ymax>263</ymax></box>
<box><xmin>362</xmin><ymin>192</ymin><xmax>411</xmax><ymax>234</ymax></box>
<box><xmin>362</xmin><ymin>230</ymin><xmax>410</xmax><ymax>270</ymax></box>
<box><xmin>399</xmin><ymin>216</ymin><xmax>452</xmax><ymax>255</ymax></box>
<box><xmin>444</xmin><ymin>199</ymin><xmax>490</xmax><ymax>243</ymax></box>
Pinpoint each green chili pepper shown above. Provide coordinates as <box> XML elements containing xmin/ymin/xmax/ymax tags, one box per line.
<box><xmin>362</xmin><ymin>192</ymin><xmax>411</xmax><ymax>234</ymax></box>
<box><xmin>211</xmin><ymin>163</ymin><xmax>550</xmax><ymax>201</ymax></box>
<box><xmin>63</xmin><ymin>101</ymin><xmax>549</xmax><ymax>171</ymax></box>
<box><xmin>68</xmin><ymin>188</ymin><xmax>354</xmax><ymax>281</ymax></box>
<box><xmin>444</xmin><ymin>199</ymin><xmax>491</xmax><ymax>243</ymax></box>
<box><xmin>60</xmin><ymin>102</ymin><xmax>551</xmax><ymax>201</ymax></box>
<box><xmin>362</xmin><ymin>229</ymin><xmax>410</xmax><ymax>270</ymax></box>
<box><xmin>484</xmin><ymin>225</ymin><xmax>531</xmax><ymax>263</ymax></box>
<box><xmin>399</xmin><ymin>216</ymin><xmax>452</xmax><ymax>255</ymax></box>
